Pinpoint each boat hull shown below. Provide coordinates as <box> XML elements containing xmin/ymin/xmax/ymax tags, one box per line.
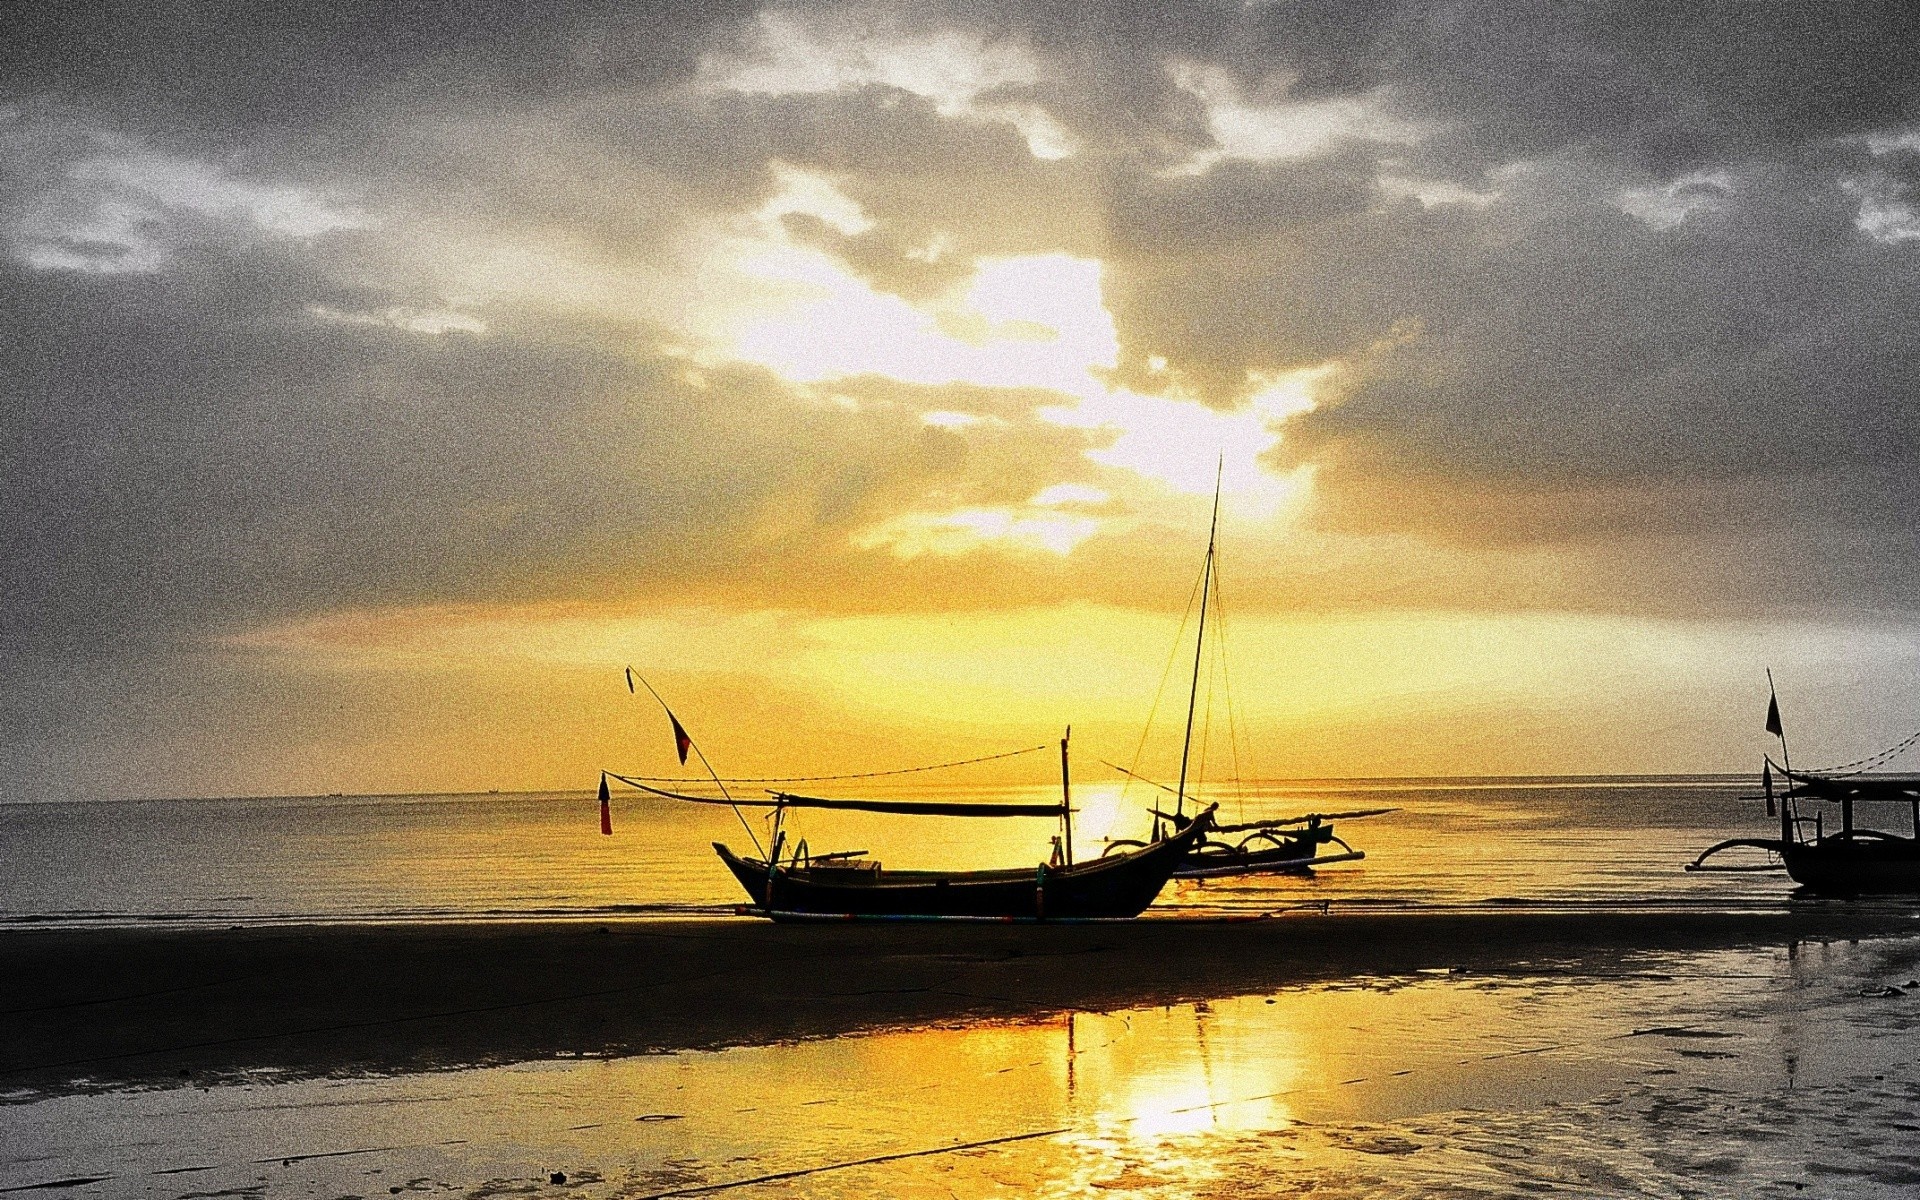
<box><xmin>715</xmin><ymin>816</ymin><xmax>1211</xmax><ymax>920</ymax></box>
<box><xmin>1782</xmin><ymin>834</ymin><xmax>1920</xmax><ymax>894</ymax></box>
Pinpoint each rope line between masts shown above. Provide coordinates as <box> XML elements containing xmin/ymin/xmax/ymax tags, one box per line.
<box><xmin>608</xmin><ymin>743</ymin><xmax>1051</xmax><ymax>785</ymax></box>
<box><xmin>1803</xmin><ymin>729</ymin><xmax>1920</xmax><ymax>777</ymax></box>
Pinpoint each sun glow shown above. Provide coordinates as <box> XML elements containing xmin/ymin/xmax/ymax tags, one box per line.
<box><xmin>719</xmin><ymin>244</ymin><xmax>1119</xmax><ymax>398</ymax></box>
<box><xmin>695</xmin><ymin>218</ymin><xmax>1337</xmax><ymax>531</ymax></box>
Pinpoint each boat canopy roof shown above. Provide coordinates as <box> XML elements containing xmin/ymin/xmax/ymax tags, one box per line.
<box><xmin>1782</xmin><ymin>769</ymin><xmax>1920</xmax><ymax>803</ymax></box>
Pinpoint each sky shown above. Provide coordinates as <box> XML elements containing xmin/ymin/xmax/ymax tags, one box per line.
<box><xmin>5</xmin><ymin>0</ymin><xmax>1920</xmax><ymax>800</ymax></box>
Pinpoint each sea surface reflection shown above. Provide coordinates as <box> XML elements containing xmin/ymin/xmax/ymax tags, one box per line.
<box><xmin>10</xmin><ymin>937</ymin><xmax>1920</xmax><ymax>1198</ymax></box>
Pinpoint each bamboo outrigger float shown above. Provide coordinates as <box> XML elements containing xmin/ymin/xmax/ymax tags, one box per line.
<box><xmin>1688</xmin><ymin>673</ymin><xmax>1920</xmax><ymax>894</ymax></box>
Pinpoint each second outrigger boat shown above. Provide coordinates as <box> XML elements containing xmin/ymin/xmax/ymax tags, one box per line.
<box><xmin>1688</xmin><ymin>678</ymin><xmax>1920</xmax><ymax>894</ymax></box>
<box><xmin>1688</xmin><ymin>764</ymin><xmax>1920</xmax><ymax>894</ymax></box>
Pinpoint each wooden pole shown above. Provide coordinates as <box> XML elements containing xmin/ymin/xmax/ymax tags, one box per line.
<box><xmin>1059</xmin><ymin>726</ymin><xmax>1074</xmax><ymax>866</ymax></box>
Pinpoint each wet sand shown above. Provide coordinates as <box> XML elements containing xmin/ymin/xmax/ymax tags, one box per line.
<box><xmin>6</xmin><ymin>907</ymin><xmax>1918</xmax><ymax>1099</ymax></box>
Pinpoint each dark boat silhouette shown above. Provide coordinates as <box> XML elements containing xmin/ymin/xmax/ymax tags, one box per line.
<box><xmin>713</xmin><ymin>810</ymin><xmax>1213</xmax><ymax>920</ymax></box>
<box><xmin>603</xmin><ymin>695</ymin><xmax>1214</xmax><ymax>920</ymax></box>
<box><xmin>1689</xmin><ymin>677</ymin><xmax>1920</xmax><ymax>894</ymax></box>
<box><xmin>1100</xmin><ymin>463</ymin><xmax>1383</xmax><ymax>879</ymax></box>
<box><xmin>1691</xmin><ymin>767</ymin><xmax>1920</xmax><ymax>894</ymax></box>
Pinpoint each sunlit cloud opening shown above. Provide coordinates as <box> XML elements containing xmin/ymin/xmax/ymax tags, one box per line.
<box><xmin>717</xmin><ymin>247</ymin><xmax>1119</xmax><ymax>396</ymax></box>
<box><xmin>1616</xmin><ymin>170</ymin><xmax>1734</xmax><ymax>230</ymax></box>
<box><xmin>1377</xmin><ymin>173</ymin><xmax>1502</xmax><ymax>209</ymax></box>
<box><xmin>701</xmin><ymin>12</ymin><xmax>1074</xmax><ymax>159</ymax></box>
<box><xmin>851</xmin><ymin>482</ymin><xmax>1113</xmax><ymax>559</ymax></box>
<box><xmin>307</xmin><ymin>303</ymin><xmax>487</xmax><ymax>336</ymax></box>
<box><xmin>1843</xmin><ymin>174</ymin><xmax>1920</xmax><ymax>243</ymax></box>
<box><xmin>1030</xmin><ymin>482</ymin><xmax>1110</xmax><ymax>507</ymax></box>
<box><xmin>1042</xmin><ymin>365</ymin><xmax>1335</xmax><ymax>515</ymax></box>
<box><xmin>920</xmin><ymin>410</ymin><xmax>1006</xmax><ymax>429</ymax></box>
<box><xmin>757</xmin><ymin>162</ymin><xmax>874</xmax><ymax>236</ymax></box>
<box><xmin>696</xmin><ymin>225</ymin><xmax>1328</xmax><ymax>529</ymax></box>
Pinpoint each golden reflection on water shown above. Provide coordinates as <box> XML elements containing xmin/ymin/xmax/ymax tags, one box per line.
<box><xmin>15</xmin><ymin>941</ymin><xmax>1920</xmax><ymax>1199</ymax></box>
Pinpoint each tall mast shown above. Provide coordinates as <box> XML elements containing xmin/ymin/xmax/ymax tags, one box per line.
<box><xmin>1175</xmin><ymin>461</ymin><xmax>1224</xmax><ymax>819</ymax></box>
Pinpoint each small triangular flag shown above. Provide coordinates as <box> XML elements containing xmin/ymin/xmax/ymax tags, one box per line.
<box><xmin>669</xmin><ymin>712</ymin><xmax>692</xmax><ymax>765</ymax></box>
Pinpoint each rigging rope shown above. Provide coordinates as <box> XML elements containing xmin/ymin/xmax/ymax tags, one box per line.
<box><xmin>1209</xmin><ymin>556</ymin><xmax>1251</xmax><ymax>822</ymax></box>
<box><xmin>1803</xmin><ymin>728</ymin><xmax>1920</xmax><ymax>777</ymax></box>
<box><xmin>1120</xmin><ymin>560</ymin><xmax>1207</xmax><ymax>813</ymax></box>
<box><xmin>609</xmin><ymin>743</ymin><xmax>1050</xmax><ymax>785</ymax></box>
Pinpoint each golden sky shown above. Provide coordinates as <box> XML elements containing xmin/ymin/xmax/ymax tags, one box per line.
<box><xmin>6</xmin><ymin>3</ymin><xmax>1920</xmax><ymax>799</ymax></box>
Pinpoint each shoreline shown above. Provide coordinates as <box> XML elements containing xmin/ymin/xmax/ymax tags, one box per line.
<box><xmin>6</xmin><ymin>907</ymin><xmax>1917</xmax><ymax>1101</ymax></box>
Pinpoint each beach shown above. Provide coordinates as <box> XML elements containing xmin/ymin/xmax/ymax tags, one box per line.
<box><xmin>5</xmin><ymin>909</ymin><xmax>1916</xmax><ymax>1097</ymax></box>
<box><xmin>9</xmin><ymin>911</ymin><xmax>1920</xmax><ymax>1197</ymax></box>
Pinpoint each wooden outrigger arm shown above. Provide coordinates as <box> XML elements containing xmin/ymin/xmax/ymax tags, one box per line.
<box><xmin>1685</xmin><ymin>837</ymin><xmax>1790</xmax><ymax>873</ymax></box>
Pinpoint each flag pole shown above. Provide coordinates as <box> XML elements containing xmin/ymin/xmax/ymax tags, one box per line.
<box><xmin>1766</xmin><ymin>668</ymin><xmax>1793</xmax><ymax>777</ymax></box>
<box><xmin>626</xmin><ymin>667</ymin><xmax>766</xmax><ymax>857</ymax></box>
<box><xmin>1765</xmin><ymin>668</ymin><xmax>1796</xmax><ymax>847</ymax></box>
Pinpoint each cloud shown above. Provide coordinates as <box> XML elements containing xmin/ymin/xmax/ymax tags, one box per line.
<box><xmin>9</xmin><ymin>0</ymin><xmax>1920</xmax><ymax>797</ymax></box>
<box><xmin>701</xmin><ymin>9</ymin><xmax>1075</xmax><ymax>159</ymax></box>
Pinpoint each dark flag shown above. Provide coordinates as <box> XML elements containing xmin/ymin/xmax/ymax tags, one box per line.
<box><xmin>670</xmin><ymin>712</ymin><xmax>692</xmax><ymax>765</ymax></box>
<box><xmin>626</xmin><ymin>667</ymin><xmax>636</xmax><ymax>694</ymax></box>
<box><xmin>598</xmin><ymin>773</ymin><xmax>613</xmax><ymax>836</ymax></box>
<box><xmin>1762</xmin><ymin>761</ymin><xmax>1775</xmax><ymax>817</ymax></box>
<box><xmin>1765</xmin><ymin>694</ymin><xmax>1783</xmax><ymax>737</ymax></box>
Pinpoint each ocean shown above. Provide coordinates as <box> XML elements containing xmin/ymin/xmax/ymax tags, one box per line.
<box><xmin>11</xmin><ymin>776</ymin><xmax>1920</xmax><ymax>1199</ymax></box>
<box><xmin>0</xmin><ymin>776</ymin><xmax>1820</xmax><ymax>928</ymax></box>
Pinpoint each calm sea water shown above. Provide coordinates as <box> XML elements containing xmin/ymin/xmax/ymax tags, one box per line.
<box><xmin>0</xmin><ymin>776</ymin><xmax>1819</xmax><ymax>928</ymax></box>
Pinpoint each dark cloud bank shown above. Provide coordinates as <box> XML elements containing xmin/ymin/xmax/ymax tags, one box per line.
<box><xmin>5</xmin><ymin>1</ymin><xmax>1920</xmax><ymax>793</ymax></box>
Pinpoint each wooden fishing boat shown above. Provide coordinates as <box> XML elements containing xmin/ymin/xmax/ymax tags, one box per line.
<box><xmin>1689</xmin><ymin>767</ymin><xmax>1920</xmax><ymax>894</ymax></box>
<box><xmin>1688</xmin><ymin>677</ymin><xmax>1920</xmax><ymax>894</ymax></box>
<box><xmin>602</xmin><ymin>693</ymin><xmax>1214</xmax><ymax>920</ymax></box>
<box><xmin>1099</xmin><ymin>801</ymin><xmax>1385</xmax><ymax>878</ymax></box>
<box><xmin>713</xmin><ymin>806</ymin><xmax>1214</xmax><ymax>920</ymax></box>
<box><xmin>1171</xmin><ymin>811</ymin><xmax>1377</xmax><ymax>879</ymax></box>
